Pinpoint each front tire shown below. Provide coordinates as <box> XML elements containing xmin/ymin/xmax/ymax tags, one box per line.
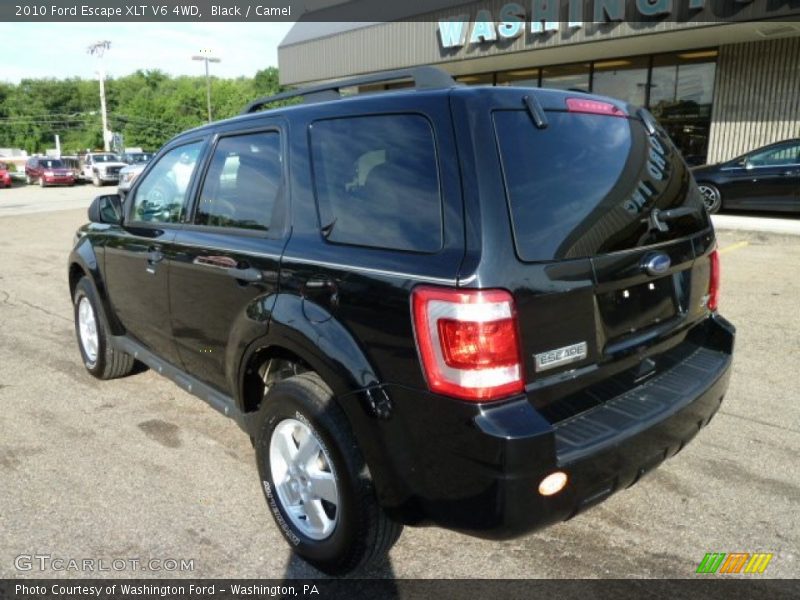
<box><xmin>39</xmin><ymin>177</ymin><xmax>46</xmax><ymax>188</ymax></box>
<box><xmin>698</xmin><ymin>183</ymin><xmax>722</xmax><ymax>214</ymax></box>
<box><xmin>73</xmin><ymin>277</ymin><xmax>135</xmax><ymax>379</ymax></box>
<box><xmin>254</xmin><ymin>373</ymin><xmax>402</xmax><ymax>575</ymax></box>
<box><xmin>92</xmin><ymin>173</ymin><xmax>102</xmax><ymax>187</ymax></box>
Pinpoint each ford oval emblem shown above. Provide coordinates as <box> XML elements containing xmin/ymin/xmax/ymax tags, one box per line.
<box><xmin>643</xmin><ymin>253</ymin><xmax>671</xmax><ymax>276</ymax></box>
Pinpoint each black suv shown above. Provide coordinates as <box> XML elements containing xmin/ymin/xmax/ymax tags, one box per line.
<box><xmin>68</xmin><ymin>67</ymin><xmax>735</xmax><ymax>574</ymax></box>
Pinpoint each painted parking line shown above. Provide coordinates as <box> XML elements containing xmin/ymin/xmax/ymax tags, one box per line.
<box><xmin>719</xmin><ymin>241</ymin><xmax>749</xmax><ymax>254</ymax></box>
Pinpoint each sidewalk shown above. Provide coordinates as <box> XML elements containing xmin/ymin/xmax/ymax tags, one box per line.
<box><xmin>712</xmin><ymin>213</ymin><xmax>800</xmax><ymax>236</ymax></box>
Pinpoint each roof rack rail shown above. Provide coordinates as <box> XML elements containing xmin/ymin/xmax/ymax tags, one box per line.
<box><xmin>240</xmin><ymin>66</ymin><xmax>457</xmax><ymax>115</ymax></box>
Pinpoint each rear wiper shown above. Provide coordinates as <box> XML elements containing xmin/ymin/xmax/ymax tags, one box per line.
<box><xmin>644</xmin><ymin>206</ymin><xmax>702</xmax><ymax>233</ymax></box>
<box><xmin>523</xmin><ymin>95</ymin><xmax>548</xmax><ymax>130</ymax></box>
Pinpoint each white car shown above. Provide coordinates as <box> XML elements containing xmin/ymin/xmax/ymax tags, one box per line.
<box><xmin>80</xmin><ymin>153</ymin><xmax>128</xmax><ymax>187</ymax></box>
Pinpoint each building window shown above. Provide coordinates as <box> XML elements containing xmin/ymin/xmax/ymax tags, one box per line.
<box><xmin>497</xmin><ymin>68</ymin><xmax>540</xmax><ymax>87</ymax></box>
<box><xmin>541</xmin><ymin>62</ymin><xmax>590</xmax><ymax>92</ymax></box>
<box><xmin>456</xmin><ymin>72</ymin><xmax>494</xmax><ymax>86</ymax></box>
<box><xmin>592</xmin><ymin>56</ymin><xmax>650</xmax><ymax>106</ymax></box>
<box><xmin>648</xmin><ymin>50</ymin><xmax>718</xmax><ymax>165</ymax></box>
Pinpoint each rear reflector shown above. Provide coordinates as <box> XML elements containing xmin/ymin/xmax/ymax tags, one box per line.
<box><xmin>566</xmin><ymin>97</ymin><xmax>627</xmax><ymax>118</ymax></box>
<box><xmin>708</xmin><ymin>249</ymin><xmax>720</xmax><ymax>311</ymax></box>
<box><xmin>411</xmin><ymin>286</ymin><xmax>524</xmax><ymax>402</ymax></box>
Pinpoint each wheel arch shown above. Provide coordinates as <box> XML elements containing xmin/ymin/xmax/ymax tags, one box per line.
<box><xmin>234</xmin><ymin>294</ymin><xmax>406</xmax><ymax>508</ymax></box>
<box><xmin>68</xmin><ymin>240</ymin><xmax>125</xmax><ymax>335</ymax></box>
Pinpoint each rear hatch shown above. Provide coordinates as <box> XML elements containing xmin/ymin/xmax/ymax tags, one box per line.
<box><xmin>491</xmin><ymin>91</ymin><xmax>716</xmax><ymax>421</ymax></box>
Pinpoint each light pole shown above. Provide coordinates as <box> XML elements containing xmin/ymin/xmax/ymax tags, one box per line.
<box><xmin>192</xmin><ymin>49</ymin><xmax>221</xmax><ymax>123</ymax></box>
<box><xmin>88</xmin><ymin>40</ymin><xmax>112</xmax><ymax>151</ymax></box>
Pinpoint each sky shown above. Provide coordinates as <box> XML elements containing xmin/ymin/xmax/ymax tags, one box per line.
<box><xmin>0</xmin><ymin>22</ymin><xmax>295</xmax><ymax>83</ymax></box>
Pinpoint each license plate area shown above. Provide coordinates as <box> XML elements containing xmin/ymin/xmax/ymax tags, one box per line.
<box><xmin>597</xmin><ymin>276</ymin><xmax>677</xmax><ymax>340</ymax></box>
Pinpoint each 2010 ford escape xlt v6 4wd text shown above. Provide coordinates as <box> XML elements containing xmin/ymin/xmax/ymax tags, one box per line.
<box><xmin>68</xmin><ymin>67</ymin><xmax>735</xmax><ymax>574</ymax></box>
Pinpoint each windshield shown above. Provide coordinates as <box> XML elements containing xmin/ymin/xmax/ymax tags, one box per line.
<box><xmin>42</xmin><ymin>160</ymin><xmax>64</xmax><ymax>168</ymax></box>
<box><xmin>494</xmin><ymin>109</ymin><xmax>709</xmax><ymax>261</ymax></box>
<box><xmin>93</xmin><ymin>154</ymin><xmax>119</xmax><ymax>163</ymax></box>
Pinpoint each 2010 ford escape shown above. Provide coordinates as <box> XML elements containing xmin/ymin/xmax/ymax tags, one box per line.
<box><xmin>68</xmin><ymin>67</ymin><xmax>735</xmax><ymax>574</ymax></box>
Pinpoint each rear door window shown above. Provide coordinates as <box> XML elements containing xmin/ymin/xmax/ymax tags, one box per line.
<box><xmin>309</xmin><ymin>114</ymin><xmax>443</xmax><ymax>253</ymax></box>
<box><xmin>195</xmin><ymin>131</ymin><xmax>282</xmax><ymax>232</ymax></box>
<box><xmin>494</xmin><ymin>110</ymin><xmax>709</xmax><ymax>262</ymax></box>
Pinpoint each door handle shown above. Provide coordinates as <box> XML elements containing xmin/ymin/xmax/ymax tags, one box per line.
<box><xmin>304</xmin><ymin>277</ymin><xmax>335</xmax><ymax>291</ymax></box>
<box><xmin>226</xmin><ymin>266</ymin><xmax>263</xmax><ymax>283</ymax></box>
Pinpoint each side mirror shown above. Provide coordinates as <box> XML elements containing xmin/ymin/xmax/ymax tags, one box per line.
<box><xmin>88</xmin><ymin>194</ymin><xmax>123</xmax><ymax>225</ymax></box>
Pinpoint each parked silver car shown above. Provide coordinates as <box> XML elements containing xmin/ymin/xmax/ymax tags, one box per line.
<box><xmin>117</xmin><ymin>162</ymin><xmax>147</xmax><ymax>199</ymax></box>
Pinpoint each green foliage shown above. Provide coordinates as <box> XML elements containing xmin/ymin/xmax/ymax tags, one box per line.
<box><xmin>0</xmin><ymin>68</ymin><xmax>286</xmax><ymax>155</ymax></box>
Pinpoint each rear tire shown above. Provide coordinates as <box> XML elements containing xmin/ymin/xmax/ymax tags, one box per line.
<box><xmin>25</xmin><ymin>174</ymin><xmax>32</xmax><ymax>185</ymax></box>
<box><xmin>698</xmin><ymin>183</ymin><xmax>722</xmax><ymax>214</ymax></box>
<box><xmin>73</xmin><ymin>277</ymin><xmax>135</xmax><ymax>380</ymax></box>
<box><xmin>254</xmin><ymin>372</ymin><xmax>402</xmax><ymax>575</ymax></box>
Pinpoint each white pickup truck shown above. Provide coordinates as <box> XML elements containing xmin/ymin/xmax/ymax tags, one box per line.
<box><xmin>80</xmin><ymin>153</ymin><xmax>128</xmax><ymax>186</ymax></box>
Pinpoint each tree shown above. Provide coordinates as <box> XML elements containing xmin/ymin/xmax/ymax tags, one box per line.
<box><xmin>0</xmin><ymin>67</ymin><xmax>290</xmax><ymax>154</ymax></box>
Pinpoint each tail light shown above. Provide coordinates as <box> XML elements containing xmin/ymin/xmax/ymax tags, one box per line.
<box><xmin>566</xmin><ymin>97</ymin><xmax>627</xmax><ymax>118</ymax></box>
<box><xmin>708</xmin><ymin>249</ymin><xmax>720</xmax><ymax>311</ymax></box>
<box><xmin>411</xmin><ymin>286</ymin><xmax>524</xmax><ymax>402</ymax></box>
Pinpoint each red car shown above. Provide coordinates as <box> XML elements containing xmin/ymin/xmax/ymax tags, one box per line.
<box><xmin>0</xmin><ymin>162</ymin><xmax>11</xmax><ymax>188</ymax></box>
<box><xmin>25</xmin><ymin>157</ymin><xmax>75</xmax><ymax>187</ymax></box>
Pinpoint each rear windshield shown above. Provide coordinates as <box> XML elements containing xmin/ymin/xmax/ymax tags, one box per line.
<box><xmin>494</xmin><ymin>110</ymin><xmax>709</xmax><ymax>262</ymax></box>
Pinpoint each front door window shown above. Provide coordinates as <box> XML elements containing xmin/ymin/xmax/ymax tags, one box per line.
<box><xmin>130</xmin><ymin>142</ymin><xmax>203</xmax><ymax>223</ymax></box>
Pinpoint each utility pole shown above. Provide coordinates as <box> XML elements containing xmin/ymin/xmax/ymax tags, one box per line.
<box><xmin>192</xmin><ymin>49</ymin><xmax>221</xmax><ymax>123</ymax></box>
<box><xmin>88</xmin><ymin>40</ymin><xmax>112</xmax><ymax>151</ymax></box>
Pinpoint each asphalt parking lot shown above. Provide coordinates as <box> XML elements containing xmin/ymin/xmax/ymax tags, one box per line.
<box><xmin>0</xmin><ymin>184</ymin><xmax>798</xmax><ymax>579</ymax></box>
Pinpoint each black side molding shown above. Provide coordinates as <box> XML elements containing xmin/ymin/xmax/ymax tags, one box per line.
<box><xmin>113</xmin><ymin>335</ymin><xmax>257</xmax><ymax>434</ymax></box>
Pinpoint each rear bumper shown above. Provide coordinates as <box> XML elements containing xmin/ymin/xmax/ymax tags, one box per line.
<box><xmin>372</xmin><ymin>315</ymin><xmax>734</xmax><ymax>538</ymax></box>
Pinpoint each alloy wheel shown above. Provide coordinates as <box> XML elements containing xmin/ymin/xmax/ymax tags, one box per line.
<box><xmin>269</xmin><ymin>418</ymin><xmax>339</xmax><ymax>540</ymax></box>
<box><xmin>77</xmin><ymin>297</ymin><xmax>99</xmax><ymax>365</ymax></box>
<box><xmin>698</xmin><ymin>184</ymin><xmax>721</xmax><ymax>213</ymax></box>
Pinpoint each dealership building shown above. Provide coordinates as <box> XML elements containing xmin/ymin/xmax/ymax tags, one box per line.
<box><xmin>278</xmin><ymin>2</ymin><xmax>800</xmax><ymax>165</ymax></box>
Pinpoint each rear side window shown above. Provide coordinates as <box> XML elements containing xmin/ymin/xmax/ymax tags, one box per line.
<box><xmin>494</xmin><ymin>110</ymin><xmax>708</xmax><ymax>261</ymax></box>
<box><xmin>195</xmin><ymin>131</ymin><xmax>282</xmax><ymax>232</ymax></box>
<box><xmin>309</xmin><ymin>114</ymin><xmax>442</xmax><ymax>253</ymax></box>
<box><xmin>747</xmin><ymin>142</ymin><xmax>800</xmax><ymax>167</ymax></box>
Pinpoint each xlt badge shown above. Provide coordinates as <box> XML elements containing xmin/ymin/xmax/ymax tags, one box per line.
<box><xmin>535</xmin><ymin>342</ymin><xmax>588</xmax><ymax>372</ymax></box>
